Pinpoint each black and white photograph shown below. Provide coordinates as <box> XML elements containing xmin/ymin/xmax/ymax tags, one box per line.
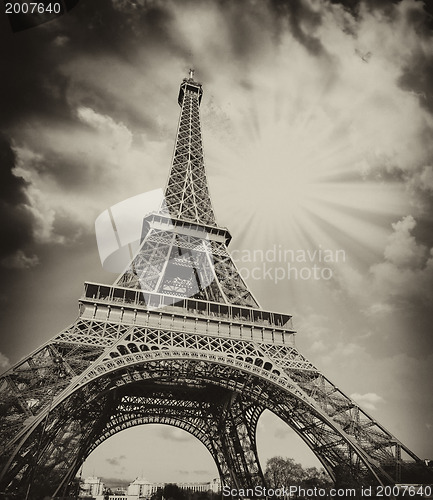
<box><xmin>0</xmin><ymin>0</ymin><xmax>433</xmax><ymax>498</ymax></box>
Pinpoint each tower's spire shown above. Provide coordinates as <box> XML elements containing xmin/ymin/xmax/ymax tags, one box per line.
<box><xmin>116</xmin><ymin>73</ymin><xmax>259</xmax><ymax>308</ymax></box>
<box><xmin>164</xmin><ymin>72</ymin><xmax>216</xmax><ymax>226</ymax></box>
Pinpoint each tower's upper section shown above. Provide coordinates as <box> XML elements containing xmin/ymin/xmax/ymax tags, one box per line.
<box><xmin>178</xmin><ymin>69</ymin><xmax>203</xmax><ymax>106</ymax></box>
<box><xmin>164</xmin><ymin>71</ymin><xmax>216</xmax><ymax>226</ymax></box>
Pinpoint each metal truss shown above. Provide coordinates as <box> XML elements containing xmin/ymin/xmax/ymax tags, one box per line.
<box><xmin>115</xmin><ymin>215</ymin><xmax>259</xmax><ymax>308</ymax></box>
<box><xmin>53</xmin><ymin>385</ymin><xmax>265</xmax><ymax>494</ymax></box>
<box><xmin>0</xmin><ymin>74</ymin><xmax>432</xmax><ymax>497</ymax></box>
<box><xmin>1</xmin><ymin>316</ymin><xmax>431</xmax><ymax>495</ymax></box>
<box><xmin>163</xmin><ymin>76</ymin><xmax>216</xmax><ymax>226</ymax></box>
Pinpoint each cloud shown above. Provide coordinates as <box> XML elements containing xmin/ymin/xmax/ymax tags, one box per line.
<box><xmin>0</xmin><ymin>135</ymin><xmax>37</xmax><ymax>266</ymax></box>
<box><xmin>337</xmin><ymin>215</ymin><xmax>433</xmax><ymax>306</ymax></box>
<box><xmin>158</xmin><ymin>427</ymin><xmax>193</xmax><ymax>442</ymax></box>
<box><xmin>0</xmin><ymin>353</ymin><xmax>10</xmax><ymax>370</ymax></box>
<box><xmin>398</xmin><ymin>27</ymin><xmax>433</xmax><ymax>114</ymax></box>
<box><xmin>1</xmin><ymin>250</ymin><xmax>39</xmax><ymax>269</ymax></box>
<box><xmin>383</xmin><ymin>215</ymin><xmax>427</xmax><ymax>268</ymax></box>
<box><xmin>409</xmin><ymin>166</ymin><xmax>433</xmax><ymax>194</ymax></box>
<box><xmin>9</xmin><ymin>106</ymin><xmax>165</xmax><ymax>249</ymax></box>
<box><xmin>2</xmin><ymin>0</ymin><xmax>433</xmax><ymax>263</ymax></box>
<box><xmin>371</xmin><ymin>216</ymin><xmax>433</xmax><ymax>303</ymax></box>
<box><xmin>350</xmin><ymin>392</ymin><xmax>384</xmax><ymax>411</ymax></box>
<box><xmin>53</xmin><ymin>35</ymin><xmax>70</xmax><ymax>47</ymax></box>
<box><xmin>273</xmin><ymin>420</ymin><xmax>294</xmax><ymax>440</ymax></box>
<box><xmin>294</xmin><ymin>313</ymin><xmax>334</xmax><ymax>353</ymax></box>
<box><xmin>106</xmin><ymin>455</ymin><xmax>126</xmax><ymax>466</ymax></box>
<box><xmin>332</xmin><ymin>212</ymin><xmax>433</xmax><ymax>362</ymax></box>
<box><xmin>364</xmin><ymin>303</ymin><xmax>393</xmax><ymax>316</ymax></box>
<box><xmin>270</xmin><ymin>0</ymin><xmax>330</xmax><ymax>58</ymax></box>
<box><xmin>406</xmin><ymin>166</ymin><xmax>433</xmax><ymax>215</ymax></box>
<box><xmin>100</xmin><ymin>476</ymin><xmax>131</xmax><ymax>487</ymax></box>
<box><xmin>76</xmin><ymin>106</ymin><xmax>133</xmax><ymax>156</ymax></box>
<box><xmin>11</xmin><ymin>147</ymin><xmax>66</xmax><ymax>245</ymax></box>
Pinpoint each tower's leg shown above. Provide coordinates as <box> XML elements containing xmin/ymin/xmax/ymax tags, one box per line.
<box><xmin>216</xmin><ymin>393</ymin><xmax>265</xmax><ymax>492</ymax></box>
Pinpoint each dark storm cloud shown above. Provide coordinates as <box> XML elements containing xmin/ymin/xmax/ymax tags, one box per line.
<box><xmin>328</xmin><ymin>0</ymin><xmax>411</xmax><ymax>25</ymax></box>
<box><xmin>395</xmin><ymin>2</ymin><xmax>433</xmax><ymax>114</ymax></box>
<box><xmin>0</xmin><ymin>135</ymin><xmax>35</xmax><ymax>263</ymax></box>
<box><xmin>330</xmin><ymin>0</ymin><xmax>399</xmax><ymax>14</ymax></box>
<box><xmin>269</xmin><ymin>0</ymin><xmax>328</xmax><ymax>57</ymax></box>
<box><xmin>0</xmin><ymin>27</ymin><xmax>71</xmax><ymax>129</ymax></box>
<box><xmin>331</xmin><ymin>0</ymin><xmax>433</xmax><ymax>113</ymax></box>
<box><xmin>28</xmin><ymin>148</ymin><xmax>99</xmax><ymax>191</ymax></box>
<box><xmin>280</xmin><ymin>0</ymin><xmax>433</xmax><ymax>60</ymax></box>
<box><xmin>62</xmin><ymin>0</ymin><xmax>181</xmax><ymax>63</ymax></box>
<box><xmin>0</xmin><ymin>137</ymin><xmax>27</xmax><ymax>205</ymax></box>
<box><xmin>0</xmin><ymin>0</ymin><xmax>185</xmax><ymax>133</ymax></box>
<box><xmin>0</xmin><ymin>0</ymin><xmax>188</xmax><ymax>257</ymax></box>
<box><xmin>399</xmin><ymin>52</ymin><xmax>433</xmax><ymax>114</ymax></box>
<box><xmin>330</xmin><ymin>0</ymin><xmax>433</xmax><ymax>28</ymax></box>
<box><xmin>205</xmin><ymin>0</ymin><xmax>278</xmax><ymax>63</ymax></box>
<box><xmin>65</xmin><ymin>76</ymin><xmax>159</xmax><ymax>135</ymax></box>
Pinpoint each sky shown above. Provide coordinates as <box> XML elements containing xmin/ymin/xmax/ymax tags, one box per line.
<box><xmin>1</xmin><ymin>0</ymin><xmax>433</xmax><ymax>486</ymax></box>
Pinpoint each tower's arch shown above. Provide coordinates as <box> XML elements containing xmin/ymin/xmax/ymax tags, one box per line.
<box><xmin>1</xmin><ymin>346</ymin><xmax>425</xmax><ymax>497</ymax></box>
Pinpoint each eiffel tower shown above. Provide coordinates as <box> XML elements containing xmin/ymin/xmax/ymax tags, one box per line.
<box><xmin>0</xmin><ymin>71</ymin><xmax>431</xmax><ymax>498</ymax></box>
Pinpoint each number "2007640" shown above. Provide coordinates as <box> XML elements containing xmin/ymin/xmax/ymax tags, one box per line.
<box><xmin>5</xmin><ymin>2</ymin><xmax>61</xmax><ymax>14</ymax></box>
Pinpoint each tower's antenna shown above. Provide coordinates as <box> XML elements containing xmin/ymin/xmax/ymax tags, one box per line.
<box><xmin>189</xmin><ymin>68</ymin><xmax>195</xmax><ymax>79</ymax></box>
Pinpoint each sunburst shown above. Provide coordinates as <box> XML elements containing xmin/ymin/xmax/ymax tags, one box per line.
<box><xmin>210</xmin><ymin>85</ymin><xmax>410</xmax><ymax>276</ymax></box>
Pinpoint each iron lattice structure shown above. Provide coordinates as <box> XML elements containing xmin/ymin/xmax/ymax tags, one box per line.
<box><xmin>0</xmin><ymin>73</ymin><xmax>431</xmax><ymax>498</ymax></box>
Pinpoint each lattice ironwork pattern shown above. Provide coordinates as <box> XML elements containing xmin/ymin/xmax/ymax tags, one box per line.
<box><xmin>115</xmin><ymin>217</ymin><xmax>259</xmax><ymax>308</ymax></box>
<box><xmin>164</xmin><ymin>76</ymin><xmax>216</xmax><ymax>226</ymax></box>
<box><xmin>0</xmin><ymin>74</ymin><xmax>432</xmax><ymax>498</ymax></box>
